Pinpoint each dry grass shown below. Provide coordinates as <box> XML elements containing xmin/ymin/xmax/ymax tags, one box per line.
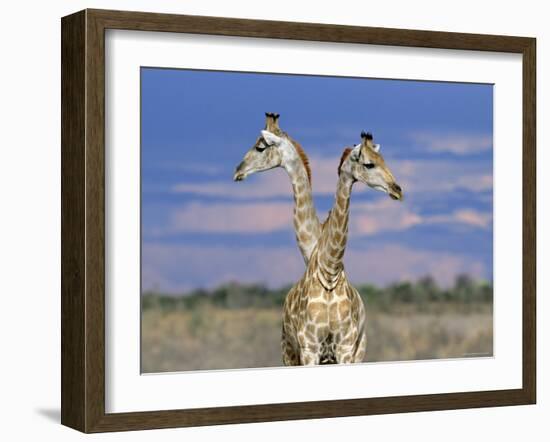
<box><xmin>141</xmin><ymin>303</ymin><xmax>492</xmax><ymax>373</ymax></box>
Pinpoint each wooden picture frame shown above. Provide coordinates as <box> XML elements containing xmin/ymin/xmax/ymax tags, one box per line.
<box><xmin>61</xmin><ymin>8</ymin><xmax>536</xmax><ymax>433</ymax></box>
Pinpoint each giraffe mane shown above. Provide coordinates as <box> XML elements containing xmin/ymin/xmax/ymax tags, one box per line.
<box><xmin>287</xmin><ymin>135</ymin><xmax>312</xmax><ymax>184</ymax></box>
<box><xmin>338</xmin><ymin>147</ymin><xmax>353</xmax><ymax>176</ymax></box>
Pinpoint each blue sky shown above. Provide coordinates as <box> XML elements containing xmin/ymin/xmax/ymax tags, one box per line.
<box><xmin>141</xmin><ymin>68</ymin><xmax>493</xmax><ymax>293</ymax></box>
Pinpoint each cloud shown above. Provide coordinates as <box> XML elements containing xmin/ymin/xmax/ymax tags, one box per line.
<box><xmin>165</xmin><ymin>201</ymin><xmax>294</xmax><ymax>234</ymax></box>
<box><xmin>411</xmin><ymin>132</ymin><xmax>492</xmax><ymax>155</ymax></box>
<box><xmin>142</xmin><ymin>242</ymin><xmax>488</xmax><ymax>293</ymax></box>
<box><xmin>393</xmin><ymin>159</ymin><xmax>493</xmax><ymax>194</ymax></box>
<box><xmin>349</xmin><ymin>200</ymin><xmax>491</xmax><ymax>236</ymax></box>
<box><xmin>161</xmin><ymin>153</ymin><xmax>492</xmax><ymax>238</ymax></box>
<box><xmin>160</xmin><ymin>173</ymin><xmax>492</xmax><ymax>237</ymax></box>
<box><xmin>425</xmin><ymin>209</ymin><xmax>492</xmax><ymax>229</ymax></box>
<box><xmin>350</xmin><ymin>199</ymin><xmax>423</xmax><ymax>235</ymax></box>
<box><xmin>172</xmin><ymin>170</ymin><xmax>294</xmax><ymax>199</ymax></box>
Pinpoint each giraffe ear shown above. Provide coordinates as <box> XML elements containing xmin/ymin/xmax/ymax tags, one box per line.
<box><xmin>261</xmin><ymin>130</ymin><xmax>282</xmax><ymax>146</ymax></box>
<box><xmin>350</xmin><ymin>145</ymin><xmax>361</xmax><ymax>161</ymax></box>
<box><xmin>372</xmin><ymin>143</ymin><xmax>381</xmax><ymax>153</ymax></box>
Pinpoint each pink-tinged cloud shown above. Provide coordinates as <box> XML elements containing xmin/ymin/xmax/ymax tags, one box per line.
<box><xmin>457</xmin><ymin>174</ymin><xmax>493</xmax><ymax>192</ymax></box>
<box><xmin>142</xmin><ymin>243</ymin><xmax>488</xmax><ymax>293</ymax></box>
<box><xmin>451</xmin><ymin>209</ymin><xmax>493</xmax><ymax>228</ymax></box>
<box><xmin>158</xmin><ymin>188</ymin><xmax>491</xmax><ymax>237</ymax></box>
<box><xmin>350</xmin><ymin>199</ymin><xmax>423</xmax><ymax>235</ymax></box>
<box><xmin>422</xmin><ymin>209</ymin><xmax>492</xmax><ymax>229</ymax></box>
<box><xmin>411</xmin><ymin>132</ymin><xmax>492</xmax><ymax>155</ymax></box>
<box><xmin>167</xmin><ymin>201</ymin><xmax>294</xmax><ymax>234</ymax></box>
<box><xmin>350</xmin><ymin>200</ymin><xmax>491</xmax><ymax>236</ymax></box>
<box><xmin>164</xmin><ymin>153</ymin><xmax>492</xmax><ymax>236</ymax></box>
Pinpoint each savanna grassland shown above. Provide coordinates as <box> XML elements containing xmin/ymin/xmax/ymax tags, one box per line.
<box><xmin>141</xmin><ymin>276</ymin><xmax>493</xmax><ymax>373</ymax></box>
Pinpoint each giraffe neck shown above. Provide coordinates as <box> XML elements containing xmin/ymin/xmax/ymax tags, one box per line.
<box><xmin>315</xmin><ymin>173</ymin><xmax>354</xmax><ymax>287</ymax></box>
<box><xmin>284</xmin><ymin>157</ymin><xmax>321</xmax><ymax>264</ymax></box>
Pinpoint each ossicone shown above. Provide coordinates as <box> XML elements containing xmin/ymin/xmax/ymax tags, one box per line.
<box><xmin>360</xmin><ymin>131</ymin><xmax>373</xmax><ymax>140</ymax></box>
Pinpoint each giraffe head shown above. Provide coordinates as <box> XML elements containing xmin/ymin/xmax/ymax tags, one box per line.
<box><xmin>233</xmin><ymin>113</ymin><xmax>311</xmax><ymax>182</ymax></box>
<box><xmin>339</xmin><ymin>131</ymin><xmax>403</xmax><ymax>200</ymax></box>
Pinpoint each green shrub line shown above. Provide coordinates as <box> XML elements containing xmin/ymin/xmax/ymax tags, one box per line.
<box><xmin>142</xmin><ymin>274</ymin><xmax>493</xmax><ymax>312</ymax></box>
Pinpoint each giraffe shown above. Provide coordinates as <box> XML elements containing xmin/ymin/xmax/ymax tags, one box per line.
<box><xmin>233</xmin><ymin>113</ymin><xmax>321</xmax><ymax>263</ymax></box>
<box><xmin>282</xmin><ymin>131</ymin><xmax>403</xmax><ymax>365</ymax></box>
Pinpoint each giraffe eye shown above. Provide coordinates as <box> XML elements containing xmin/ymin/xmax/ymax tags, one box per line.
<box><xmin>256</xmin><ymin>142</ymin><xmax>267</xmax><ymax>152</ymax></box>
<box><xmin>364</xmin><ymin>163</ymin><xmax>375</xmax><ymax>169</ymax></box>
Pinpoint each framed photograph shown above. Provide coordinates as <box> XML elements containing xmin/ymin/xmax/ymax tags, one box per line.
<box><xmin>61</xmin><ymin>9</ymin><xmax>536</xmax><ymax>433</ymax></box>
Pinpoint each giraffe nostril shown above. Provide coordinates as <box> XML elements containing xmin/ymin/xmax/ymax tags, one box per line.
<box><xmin>393</xmin><ymin>183</ymin><xmax>402</xmax><ymax>192</ymax></box>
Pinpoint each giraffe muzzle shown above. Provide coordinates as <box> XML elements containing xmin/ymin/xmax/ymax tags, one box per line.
<box><xmin>389</xmin><ymin>183</ymin><xmax>403</xmax><ymax>200</ymax></box>
<box><xmin>233</xmin><ymin>162</ymin><xmax>248</xmax><ymax>181</ymax></box>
